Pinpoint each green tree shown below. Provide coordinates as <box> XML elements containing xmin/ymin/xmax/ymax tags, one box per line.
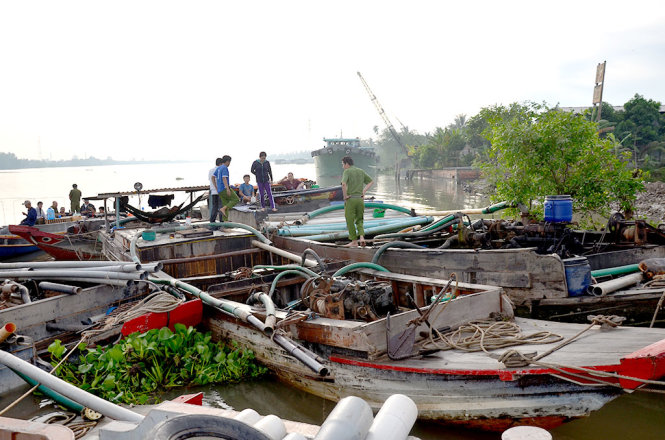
<box><xmin>616</xmin><ymin>94</ymin><xmax>664</xmax><ymax>166</ymax></box>
<box><xmin>480</xmin><ymin>102</ymin><xmax>644</xmax><ymax>225</ymax></box>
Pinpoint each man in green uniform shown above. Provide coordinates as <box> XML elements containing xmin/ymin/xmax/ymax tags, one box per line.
<box><xmin>341</xmin><ymin>156</ymin><xmax>374</xmax><ymax>247</ymax></box>
<box><xmin>69</xmin><ymin>184</ymin><xmax>82</xmax><ymax>213</ymax></box>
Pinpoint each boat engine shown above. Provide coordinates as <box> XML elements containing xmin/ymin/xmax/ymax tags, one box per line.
<box><xmin>300</xmin><ymin>276</ymin><xmax>396</xmax><ymax>321</ymax></box>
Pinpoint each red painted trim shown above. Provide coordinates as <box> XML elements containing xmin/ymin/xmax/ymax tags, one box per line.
<box><xmin>618</xmin><ymin>338</ymin><xmax>665</xmax><ymax>389</ymax></box>
<box><xmin>121</xmin><ymin>299</ymin><xmax>203</xmax><ymax>336</ymax></box>
<box><xmin>328</xmin><ymin>355</ymin><xmax>624</xmax><ymax>383</ymax></box>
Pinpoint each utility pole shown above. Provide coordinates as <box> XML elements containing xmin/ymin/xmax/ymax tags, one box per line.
<box><xmin>592</xmin><ymin>61</ymin><xmax>606</xmax><ymax>122</ymax></box>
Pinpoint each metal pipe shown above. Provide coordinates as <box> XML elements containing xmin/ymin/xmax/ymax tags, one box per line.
<box><xmin>251</xmin><ymin>240</ymin><xmax>318</xmax><ymax>267</ymax></box>
<box><xmin>38</xmin><ymin>282</ymin><xmax>82</xmax><ymax>295</ymax></box>
<box><xmin>32</xmin><ymin>278</ymin><xmax>133</xmax><ymax>288</ymax></box>
<box><xmin>67</xmin><ymin>264</ymin><xmax>143</xmax><ymax>273</ymax></box>
<box><xmin>590</xmin><ymin>272</ymin><xmax>644</xmax><ymax>296</ymax></box>
<box><xmin>0</xmin><ymin>349</ymin><xmax>144</xmax><ymax>423</ymax></box>
<box><xmin>247</xmin><ymin>292</ymin><xmax>276</xmax><ymax>333</ymax></box>
<box><xmin>2</xmin><ymin>281</ymin><xmax>30</xmax><ymax>304</ymax></box>
<box><xmin>150</xmin><ymin>277</ymin><xmax>328</xmax><ymax>376</ymax></box>
<box><xmin>0</xmin><ymin>270</ymin><xmax>145</xmax><ymax>281</ymax></box>
<box><xmin>0</xmin><ymin>261</ymin><xmax>136</xmax><ymax>270</ymax></box>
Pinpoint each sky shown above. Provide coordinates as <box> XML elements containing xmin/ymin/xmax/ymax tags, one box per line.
<box><xmin>1</xmin><ymin>0</ymin><xmax>664</xmax><ymax>162</ymax></box>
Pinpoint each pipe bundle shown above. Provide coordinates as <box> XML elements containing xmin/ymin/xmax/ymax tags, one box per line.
<box><xmin>0</xmin><ymin>260</ymin><xmax>163</xmax><ymax>288</ymax></box>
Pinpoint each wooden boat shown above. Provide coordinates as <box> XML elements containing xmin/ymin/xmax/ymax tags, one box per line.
<box><xmin>268</xmin><ymin>207</ymin><xmax>665</xmax><ymax>326</ymax></box>
<box><xmin>169</xmin><ymin>267</ymin><xmax>665</xmax><ymax>431</ymax></box>
<box><xmin>8</xmin><ymin>225</ymin><xmax>105</xmax><ymax>261</ymax></box>
<box><xmin>0</xmin><ymin>217</ymin><xmax>87</xmax><ymax>260</ymax></box>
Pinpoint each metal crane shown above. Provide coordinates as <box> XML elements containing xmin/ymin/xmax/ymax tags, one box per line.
<box><xmin>357</xmin><ymin>72</ymin><xmax>409</xmax><ymax>155</ymax></box>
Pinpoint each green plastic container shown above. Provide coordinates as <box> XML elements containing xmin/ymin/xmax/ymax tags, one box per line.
<box><xmin>142</xmin><ymin>230</ymin><xmax>156</xmax><ymax>241</ymax></box>
<box><xmin>373</xmin><ymin>208</ymin><xmax>386</xmax><ymax>218</ymax></box>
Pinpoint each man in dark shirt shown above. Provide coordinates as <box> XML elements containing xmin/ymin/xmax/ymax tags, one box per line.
<box><xmin>250</xmin><ymin>151</ymin><xmax>277</xmax><ymax>212</ymax></box>
<box><xmin>20</xmin><ymin>200</ymin><xmax>37</xmax><ymax>226</ymax></box>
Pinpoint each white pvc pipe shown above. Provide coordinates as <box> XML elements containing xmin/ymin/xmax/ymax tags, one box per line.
<box><xmin>234</xmin><ymin>408</ymin><xmax>262</xmax><ymax>425</ymax></box>
<box><xmin>314</xmin><ymin>396</ymin><xmax>373</xmax><ymax>440</ymax></box>
<box><xmin>253</xmin><ymin>414</ymin><xmax>286</xmax><ymax>440</ymax></box>
<box><xmin>251</xmin><ymin>240</ymin><xmax>318</xmax><ymax>267</ymax></box>
<box><xmin>0</xmin><ymin>350</ymin><xmax>144</xmax><ymax>423</ymax></box>
<box><xmin>282</xmin><ymin>434</ymin><xmax>307</xmax><ymax>440</ymax></box>
<box><xmin>502</xmin><ymin>426</ymin><xmax>552</xmax><ymax>440</ymax></box>
<box><xmin>591</xmin><ymin>272</ymin><xmax>644</xmax><ymax>296</ymax></box>
<box><xmin>365</xmin><ymin>394</ymin><xmax>418</xmax><ymax>440</ymax></box>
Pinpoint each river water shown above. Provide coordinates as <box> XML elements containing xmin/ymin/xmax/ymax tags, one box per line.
<box><xmin>1</xmin><ymin>162</ymin><xmax>664</xmax><ymax>439</ymax></box>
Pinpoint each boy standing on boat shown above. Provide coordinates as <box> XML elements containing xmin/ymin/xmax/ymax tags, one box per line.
<box><xmin>208</xmin><ymin>157</ymin><xmax>222</xmax><ymax>222</ymax></box>
<box><xmin>341</xmin><ymin>156</ymin><xmax>373</xmax><ymax>247</ymax></box>
<box><xmin>213</xmin><ymin>155</ymin><xmax>239</xmax><ymax>222</ymax></box>
<box><xmin>251</xmin><ymin>152</ymin><xmax>277</xmax><ymax>212</ymax></box>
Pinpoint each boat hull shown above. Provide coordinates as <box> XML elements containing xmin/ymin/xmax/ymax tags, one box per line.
<box><xmin>8</xmin><ymin>225</ymin><xmax>104</xmax><ymax>261</ymax></box>
<box><xmin>203</xmin><ymin>313</ymin><xmax>643</xmax><ymax>431</ymax></box>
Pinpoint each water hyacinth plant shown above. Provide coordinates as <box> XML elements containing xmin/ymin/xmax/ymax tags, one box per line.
<box><xmin>47</xmin><ymin>324</ymin><xmax>267</xmax><ymax>405</ymax></box>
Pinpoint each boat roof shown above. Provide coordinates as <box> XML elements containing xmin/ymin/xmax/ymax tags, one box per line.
<box><xmin>96</xmin><ymin>185</ymin><xmax>209</xmax><ymax>199</ymax></box>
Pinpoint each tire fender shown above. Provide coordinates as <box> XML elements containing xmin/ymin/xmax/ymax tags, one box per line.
<box><xmin>148</xmin><ymin>414</ymin><xmax>272</xmax><ymax>440</ymax></box>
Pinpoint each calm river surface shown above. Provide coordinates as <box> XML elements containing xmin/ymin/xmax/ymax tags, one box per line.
<box><xmin>1</xmin><ymin>162</ymin><xmax>664</xmax><ymax>439</ymax></box>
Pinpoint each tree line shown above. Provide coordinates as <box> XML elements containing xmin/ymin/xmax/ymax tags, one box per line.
<box><xmin>368</xmin><ymin>94</ymin><xmax>665</xmax><ymax>180</ymax></box>
<box><xmin>365</xmin><ymin>94</ymin><xmax>664</xmax><ymax>224</ymax></box>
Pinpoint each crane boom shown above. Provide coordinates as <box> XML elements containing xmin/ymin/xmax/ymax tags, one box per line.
<box><xmin>357</xmin><ymin>72</ymin><xmax>408</xmax><ymax>155</ymax></box>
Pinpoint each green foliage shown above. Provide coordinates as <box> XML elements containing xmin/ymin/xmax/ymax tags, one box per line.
<box><xmin>47</xmin><ymin>324</ymin><xmax>267</xmax><ymax>405</ymax></box>
<box><xmin>480</xmin><ymin>102</ymin><xmax>645</xmax><ymax>226</ymax></box>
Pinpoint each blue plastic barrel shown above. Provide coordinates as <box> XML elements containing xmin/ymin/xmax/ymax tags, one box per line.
<box><xmin>544</xmin><ymin>195</ymin><xmax>573</xmax><ymax>223</ymax></box>
<box><xmin>563</xmin><ymin>257</ymin><xmax>591</xmax><ymax>296</ymax></box>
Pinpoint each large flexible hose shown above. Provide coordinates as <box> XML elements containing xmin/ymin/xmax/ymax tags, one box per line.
<box><xmin>332</xmin><ymin>262</ymin><xmax>389</xmax><ymax>278</ymax></box>
<box><xmin>371</xmin><ymin>241</ymin><xmax>425</xmax><ymax>264</ymax></box>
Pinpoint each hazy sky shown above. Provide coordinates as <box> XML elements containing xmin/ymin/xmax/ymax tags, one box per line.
<box><xmin>1</xmin><ymin>0</ymin><xmax>664</xmax><ymax>161</ymax></box>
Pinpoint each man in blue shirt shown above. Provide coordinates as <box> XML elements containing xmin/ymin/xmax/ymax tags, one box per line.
<box><xmin>20</xmin><ymin>200</ymin><xmax>37</xmax><ymax>226</ymax></box>
<box><xmin>212</xmin><ymin>155</ymin><xmax>239</xmax><ymax>222</ymax></box>
<box><xmin>238</xmin><ymin>174</ymin><xmax>255</xmax><ymax>204</ymax></box>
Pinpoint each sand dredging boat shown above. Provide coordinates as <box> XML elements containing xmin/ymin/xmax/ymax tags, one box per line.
<box><xmin>259</xmin><ymin>201</ymin><xmax>665</xmax><ymax>326</ymax></box>
<box><xmin>90</xmin><ymin>222</ymin><xmax>665</xmax><ymax>431</ymax></box>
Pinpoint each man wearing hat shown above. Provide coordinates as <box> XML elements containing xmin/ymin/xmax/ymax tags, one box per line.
<box><xmin>20</xmin><ymin>200</ymin><xmax>37</xmax><ymax>226</ymax></box>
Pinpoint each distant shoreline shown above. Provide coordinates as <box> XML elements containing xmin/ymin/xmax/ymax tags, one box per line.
<box><xmin>0</xmin><ymin>157</ymin><xmax>196</xmax><ymax>171</ymax></box>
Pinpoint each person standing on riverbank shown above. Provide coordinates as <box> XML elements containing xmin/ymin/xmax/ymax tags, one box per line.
<box><xmin>213</xmin><ymin>155</ymin><xmax>239</xmax><ymax>222</ymax></box>
<box><xmin>250</xmin><ymin>151</ymin><xmax>276</xmax><ymax>212</ymax></box>
<box><xmin>69</xmin><ymin>184</ymin><xmax>81</xmax><ymax>213</ymax></box>
<box><xmin>341</xmin><ymin>156</ymin><xmax>373</xmax><ymax>247</ymax></box>
<box><xmin>208</xmin><ymin>157</ymin><xmax>222</xmax><ymax>222</ymax></box>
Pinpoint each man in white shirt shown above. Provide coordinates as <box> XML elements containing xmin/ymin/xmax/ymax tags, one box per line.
<box><xmin>208</xmin><ymin>158</ymin><xmax>223</xmax><ymax>223</ymax></box>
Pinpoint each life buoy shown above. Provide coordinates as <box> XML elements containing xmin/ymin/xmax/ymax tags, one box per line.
<box><xmin>345</xmin><ymin>148</ymin><xmax>351</xmax><ymax>154</ymax></box>
<box><xmin>148</xmin><ymin>414</ymin><xmax>271</xmax><ymax>440</ymax></box>
<box><xmin>327</xmin><ymin>148</ymin><xmax>334</xmax><ymax>154</ymax></box>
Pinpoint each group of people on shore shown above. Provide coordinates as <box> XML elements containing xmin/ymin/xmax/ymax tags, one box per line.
<box><xmin>207</xmin><ymin>152</ymin><xmax>306</xmax><ymax>223</ymax></box>
<box><xmin>19</xmin><ymin>184</ymin><xmax>98</xmax><ymax>226</ymax></box>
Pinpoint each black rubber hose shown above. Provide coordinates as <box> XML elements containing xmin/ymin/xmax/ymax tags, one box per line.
<box><xmin>371</xmin><ymin>241</ymin><xmax>425</xmax><ymax>264</ymax></box>
<box><xmin>301</xmin><ymin>248</ymin><xmax>327</xmax><ymax>273</ymax></box>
